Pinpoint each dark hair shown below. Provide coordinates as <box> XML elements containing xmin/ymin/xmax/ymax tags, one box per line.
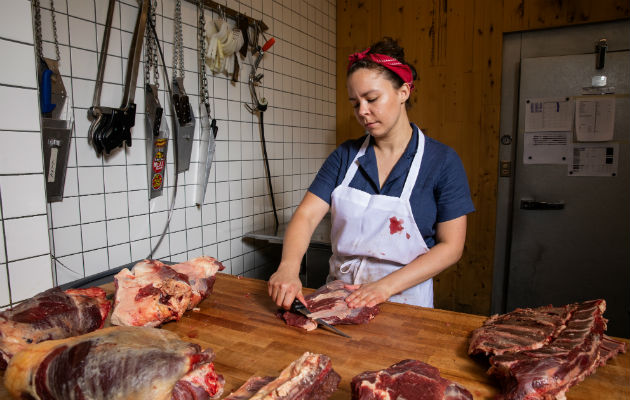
<box><xmin>347</xmin><ymin>37</ymin><xmax>417</xmax><ymax>105</ymax></box>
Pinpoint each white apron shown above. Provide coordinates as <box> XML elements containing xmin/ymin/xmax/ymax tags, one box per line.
<box><xmin>327</xmin><ymin>131</ymin><xmax>432</xmax><ymax>307</ymax></box>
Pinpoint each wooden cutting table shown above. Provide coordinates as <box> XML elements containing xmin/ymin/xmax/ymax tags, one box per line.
<box><xmin>1</xmin><ymin>274</ymin><xmax>629</xmax><ymax>399</ymax></box>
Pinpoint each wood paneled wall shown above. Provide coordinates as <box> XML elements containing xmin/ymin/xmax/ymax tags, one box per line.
<box><xmin>336</xmin><ymin>0</ymin><xmax>629</xmax><ymax>315</ymax></box>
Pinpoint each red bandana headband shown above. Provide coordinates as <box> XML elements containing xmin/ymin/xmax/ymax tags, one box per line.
<box><xmin>348</xmin><ymin>48</ymin><xmax>415</xmax><ymax>91</ymax></box>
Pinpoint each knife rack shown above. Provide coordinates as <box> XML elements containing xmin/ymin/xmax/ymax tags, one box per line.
<box><xmin>183</xmin><ymin>0</ymin><xmax>268</xmax><ymax>31</ymax></box>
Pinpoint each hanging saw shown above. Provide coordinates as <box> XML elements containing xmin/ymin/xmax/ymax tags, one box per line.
<box><xmin>195</xmin><ymin>0</ymin><xmax>218</xmax><ymax>206</ymax></box>
<box><xmin>33</xmin><ymin>0</ymin><xmax>73</xmax><ymax>203</ymax></box>
<box><xmin>144</xmin><ymin>0</ymin><xmax>169</xmax><ymax>199</ymax></box>
<box><xmin>88</xmin><ymin>0</ymin><xmax>149</xmax><ymax>154</ymax></box>
<box><xmin>172</xmin><ymin>0</ymin><xmax>195</xmax><ymax>173</ymax></box>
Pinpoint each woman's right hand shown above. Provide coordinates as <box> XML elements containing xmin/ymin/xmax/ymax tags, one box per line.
<box><xmin>268</xmin><ymin>265</ymin><xmax>305</xmax><ymax>309</ymax></box>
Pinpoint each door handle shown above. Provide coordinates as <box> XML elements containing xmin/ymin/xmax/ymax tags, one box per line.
<box><xmin>520</xmin><ymin>200</ymin><xmax>565</xmax><ymax>210</ymax></box>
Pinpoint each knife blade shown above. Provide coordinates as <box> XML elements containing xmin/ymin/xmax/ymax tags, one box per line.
<box><xmin>291</xmin><ymin>299</ymin><xmax>351</xmax><ymax>338</ymax></box>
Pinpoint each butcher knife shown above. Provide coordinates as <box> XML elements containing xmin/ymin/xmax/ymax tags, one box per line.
<box><xmin>291</xmin><ymin>299</ymin><xmax>351</xmax><ymax>339</ymax></box>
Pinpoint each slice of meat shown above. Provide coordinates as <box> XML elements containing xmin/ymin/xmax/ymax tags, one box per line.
<box><xmin>170</xmin><ymin>256</ymin><xmax>225</xmax><ymax>308</ymax></box>
<box><xmin>468</xmin><ymin>304</ymin><xmax>574</xmax><ymax>356</ymax></box>
<box><xmin>110</xmin><ymin>257</ymin><xmax>224</xmax><ymax>327</ymax></box>
<box><xmin>0</xmin><ymin>287</ymin><xmax>110</xmax><ymax>370</ymax></box>
<box><xmin>4</xmin><ymin>326</ymin><xmax>224</xmax><ymax>400</ymax></box>
<box><xmin>223</xmin><ymin>376</ymin><xmax>276</xmax><ymax>400</ymax></box>
<box><xmin>280</xmin><ymin>280</ymin><xmax>379</xmax><ymax>331</ymax></box>
<box><xmin>224</xmin><ymin>352</ymin><xmax>340</xmax><ymax>400</ymax></box>
<box><xmin>351</xmin><ymin>359</ymin><xmax>473</xmax><ymax>400</ymax></box>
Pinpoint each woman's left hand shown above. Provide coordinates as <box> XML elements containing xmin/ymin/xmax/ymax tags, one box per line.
<box><xmin>344</xmin><ymin>281</ymin><xmax>392</xmax><ymax>308</ymax></box>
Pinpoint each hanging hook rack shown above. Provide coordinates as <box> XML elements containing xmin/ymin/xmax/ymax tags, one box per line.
<box><xmin>184</xmin><ymin>0</ymin><xmax>268</xmax><ymax>31</ymax></box>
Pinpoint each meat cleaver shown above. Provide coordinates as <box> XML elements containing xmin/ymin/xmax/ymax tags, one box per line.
<box><xmin>291</xmin><ymin>299</ymin><xmax>351</xmax><ymax>338</ymax></box>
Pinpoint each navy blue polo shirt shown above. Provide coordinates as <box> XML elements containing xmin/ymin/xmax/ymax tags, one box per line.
<box><xmin>308</xmin><ymin>124</ymin><xmax>475</xmax><ymax>248</ymax></box>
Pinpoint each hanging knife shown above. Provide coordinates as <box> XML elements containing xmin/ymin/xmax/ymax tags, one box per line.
<box><xmin>172</xmin><ymin>77</ymin><xmax>195</xmax><ymax>172</ymax></box>
<box><xmin>195</xmin><ymin>103</ymin><xmax>217</xmax><ymax>206</ymax></box>
<box><xmin>291</xmin><ymin>299</ymin><xmax>351</xmax><ymax>338</ymax></box>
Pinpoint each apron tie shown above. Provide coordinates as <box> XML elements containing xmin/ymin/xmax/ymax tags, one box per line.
<box><xmin>338</xmin><ymin>257</ymin><xmax>365</xmax><ymax>275</ymax></box>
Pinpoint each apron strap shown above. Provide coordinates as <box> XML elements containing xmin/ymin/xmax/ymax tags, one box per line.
<box><xmin>340</xmin><ymin>135</ymin><xmax>371</xmax><ymax>188</ymax></box>
<box><xmin>400</xmin><ymin>129</ymin><xmax>425</xmax><ymax>201</ymax></box>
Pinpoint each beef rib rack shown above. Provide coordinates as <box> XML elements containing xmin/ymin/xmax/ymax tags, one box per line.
<box><xmin>223</xmin><ymin>352</ymin><xmax>341</xmax><ymax>400</ymax></box>
<box><xmin>351</xmin><ymin>359</ymin><xmax>473</xmax><ymax>400</ymax></box>
<box><xmin>110</xmin><ymin>256</ymin><xmax>224</xmax><ymax>327</ymax></box>
<box><xmin>469</xmin><ymin>299</ymin><xmax>627</xmax><ymax>400</ymax></box>
<box><xmin>279</xmin><ymin>280</ymin><xmax>379</xmax><ymax>331</ymax></box>
<box><xmin>4</xmin><ymin>326</ymin><xmax>225</xmax><ymax>400</ymax></box>
<box><xmin>0</xmin><ymin>287</ymin><xmax>110</xmax><ymax>370</ymax></box>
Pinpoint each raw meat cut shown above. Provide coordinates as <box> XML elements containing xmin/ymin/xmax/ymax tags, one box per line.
<box><xmin>170</xmin><ymin>256</ymin><xmax>224</xmax><ymax>306</ymax></box>
<box><xmin>469</xmin><ymin>299</ymin><xmax>627</xmax><ymax>400</ymax></box>
<box><xmin>4</xmin><ymin>326</ymin><xmax>225</xmax><ymax>400</ymax></box>
<box><xmin>223</xmin><ymin>376</ymin><xmax>275</xmax><ymax>400</ymax></box>
<box><xmin>468</xmin><ymin>304</ymin><xmax>573</xmax><ymax>356</ymax></box>
<box><xmin>351</xmin><ymin>359</ymin><xmax>473</xmax><ymax>400</ymax></box>
<box><xmin>223</xmin><ymin>352</ymin><xmax>340</xmax><ymax>400</ymax></box>
<box><xmin>280</xmin><ymin>280</ymin><xmax>379</xmax><ymax>331</ymax></box>
<box><xmin>111</xmin><ymin>256</ymin><xmax>224</xmax><ymax>327</ymax></box>
<box><xmin>0</xmin><ymin>286</ymin><xmax>110</xmax><ymax>370</ymax></box>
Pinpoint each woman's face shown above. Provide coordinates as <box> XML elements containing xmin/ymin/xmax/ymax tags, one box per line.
<box><xmin>347</xmin><ymin>68</ymin><xmax>409</xmax><ymax>137</ymax></box>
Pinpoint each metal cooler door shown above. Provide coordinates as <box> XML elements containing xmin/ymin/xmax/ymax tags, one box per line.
<box><xmin>506</xmin><ymin>50</ymin><xmax>629</xmax><ymax>337</ymax></box>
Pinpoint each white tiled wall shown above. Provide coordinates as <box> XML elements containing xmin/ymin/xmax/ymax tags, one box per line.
<box><xmin>0</xmin><ymin>0</ymin><xmax>336</xmax><ymax>307</ymax></box>
<box><xmin>0</xmin><ymin>0</ymin><xmax>54</xmax><ymax>306</ymax></box>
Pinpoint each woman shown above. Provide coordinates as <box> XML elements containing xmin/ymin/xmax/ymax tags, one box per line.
<box><xmin>268</xmin><ymin>37</ymin><xmax>474</xmax><ymax>309</ymax></box>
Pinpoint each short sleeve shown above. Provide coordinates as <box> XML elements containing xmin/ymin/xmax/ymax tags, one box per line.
<box><xmin>435</xmin><ymin>149</ymin><xmax>475</xmax><ymax>222</ymax></box>
<box><xmin>308</xmin><ymin>146</ymin><xmax>344</xmax><ymax>204</ymax></box>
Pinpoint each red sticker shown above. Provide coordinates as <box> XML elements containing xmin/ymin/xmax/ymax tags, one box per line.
<box><xmin>152</xmin><ymin>151</ymin><xmax>165</xmax><ymax>173</ymax></box>
<box><xmin>152</xmin><ymin>173</ymin><xmax>163</xmax><ymax>190</ymax></box>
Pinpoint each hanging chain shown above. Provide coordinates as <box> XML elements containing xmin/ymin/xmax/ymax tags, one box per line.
<box><xmin>33</xmin><ymin>0</ymin><xmax>43</xmax><ymax>59</ymax></box>
<box><xmin>151</xmin><ymin>0</ymin><xmax>159</xmax><ymax>85</ymax></box>
<box><xmin>49</xmin><ymin>0</ymin><xmax>60</xmax><ymax>61</ymax></box>
<box><xmin>33</xmin><ymin>0</ymin><xmax>61</xmax><ymax>61</ymax></box>
<box><xmin>173</xmin><ymin>0</ymin><xmax>184</xmax><ymax>79</ymax></box>
<box><xmin>198</xmin><ymin>0</ymin><xmax>209</xmax><ymax>107</ymax></box>
<box><xmin>144</xmin><ymin>0</ymin><xmax>159</xmax><ymax>87</ymax></box>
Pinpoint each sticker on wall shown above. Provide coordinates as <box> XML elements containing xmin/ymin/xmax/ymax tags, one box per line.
<box><xmin>568</xmin><ymin>143</ymin><xmax>618</xmax><ymax>177</ymax></box>
<box><xmin>523</xmin><ymin>131</ymin><xmax>570</xmax><ymax>164</ymax></box>
<box><xmin>525</xmin><ymin>97</ymin><xmax>573</xmax><ymax>132</ymax></box>
<box><xmin>575</xmin><ymin>95</ymin><xmax>615</xmax><ymax>142</ymax></box>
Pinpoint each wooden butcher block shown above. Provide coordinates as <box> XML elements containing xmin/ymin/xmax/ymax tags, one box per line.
<box><xmin>1</xmin><ymin>273</ymin><xmax>629</xmax><ymax>399</ymax></box>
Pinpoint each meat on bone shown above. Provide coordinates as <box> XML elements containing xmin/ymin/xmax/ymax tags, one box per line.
<box><xmin>0</xmin><ymin>287</ymin><xmax>110</xmax><ymax>370</ymax></box>
<box><xmin>280</xmin><ymin>280</ymin><xmax>379</xmax><ymax>331</ymax></box>
<box><xmin>470</xmin><ymin>299</ymin><xmax>627</xmax><ymax>400</ymax></box>
<box><xmin>351</xmin><ymin>359</ymin><xmax>473</xmax><ymax>400</ymax></box>
<box><xmin>111</xmin><ymin>256</ymin><xmax>224</xmax><ymax>327</ymax></box>
<box><xmin>4</xmin><ymin>326</ymin><xmax>224</xmax><ymax>400</ymax></box>
<box><xmin>224</xmin><ymin>352</ymin><xmax>341</xmax><ymax>400</ymax></box>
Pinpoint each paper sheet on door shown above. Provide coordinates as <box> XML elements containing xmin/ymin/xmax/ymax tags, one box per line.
<box><xmin>575</xmin><ymin>96</ymin><xmax>615</xmax><ymax>141</ymax></box>
<box><xmin>568</xmin><ymin>143</ymin><xmax>618</xmax><ymax>176</ymax></box>
<box><xmin>525</xmin><ymin>97</ymin><xmax>573</xmax><ymax>132</ymax></box>
<box><xmin>523</xmin><ymin>131</ymin><xmax>570</xmax><ymax>164</ymax></box>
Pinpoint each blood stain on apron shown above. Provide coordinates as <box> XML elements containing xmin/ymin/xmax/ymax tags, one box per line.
<box><xmin>389</xmin><ymin>216</ymin><xmax>404</xmax><ymax>234</ymax></box>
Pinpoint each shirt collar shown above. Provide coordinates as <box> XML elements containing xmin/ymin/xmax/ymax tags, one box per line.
<box><xmin>357</xmin><ymin>124</ymin><xmax>419</xmax><ymax>191</ymax></box>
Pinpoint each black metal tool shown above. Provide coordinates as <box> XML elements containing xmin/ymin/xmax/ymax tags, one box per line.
<box><xmin>290</xmin><ymin>299</ymin><xmax>351</xmax><ymax>338</ymax></box>
<box><xmin>88</xmin><ymin>0</ymin><xmax>148</xmax><ymax>154</ymax></box>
